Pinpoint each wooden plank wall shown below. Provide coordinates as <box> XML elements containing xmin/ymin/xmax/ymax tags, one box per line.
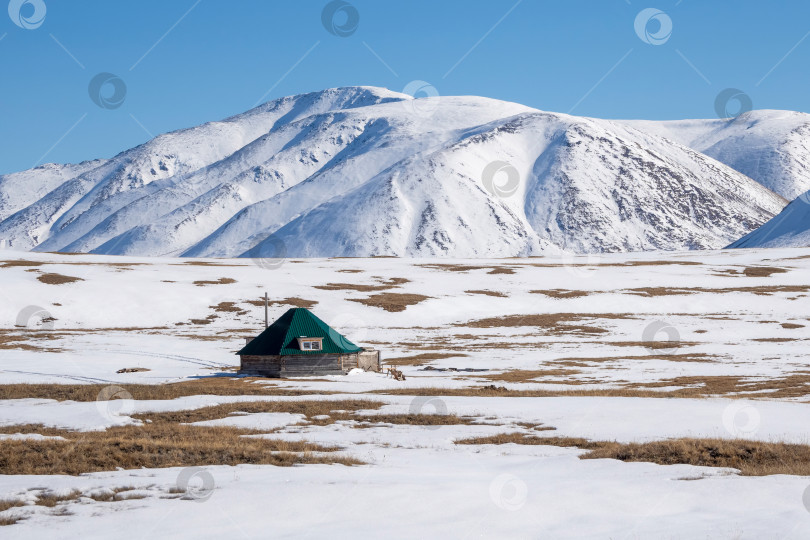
<box><xmin>240</xmin><ymin>350</ymin><xmax>381</xmax><ymax>377</ymax></box>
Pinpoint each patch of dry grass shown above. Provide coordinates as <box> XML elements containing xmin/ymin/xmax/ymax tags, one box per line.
<box><xmin>462</xmin><ymin>313</ymin><xmax>631</xmax><ymax>335</ymax></box>
<box><xmin>627</xmin><ymin>285</ymin><xmax>809</xmax><ymax>297</ymax></box>
<box><xmin>743</xmin><ymin>266</ymin><xmax>788</xmax><ymax>278</ymax></box>
<box><xmin>134</xmin><ymin>399</ymin><xmax>383</xmax><ymax>425</ymax></box>
<box><xmin>314</xmin><ymin>278</ymin><xmax>409</xmax><ymax>292</ymax></box>
<box><xmin>478</xmin><ymin>369</ymin><xmax>581</xmax><ymax>383</ymax></box>
<box><xmin>0</xmin><ymin>260</ymin><xmax>42</xmax><ymax>268</ymax></box>
<box><xmin>455</xmin><ymin>433</ymin><xmax>810</xmax><ymax>476</ymax></box>
<box><xmin>192</xmin><ymin>278</ymin><xmax>237</xmax><ymax>286</ymax></box>
<box><xmin>634</xmin><ymin>374</ymin><xmax>810</xmax><ymax>399</ymax></box>
<box><xmin>604</xmin><ymin>341</ymin><xmax>700</xmax><ymax>350</ymax></box>
<box><xmin>556</xmin><ymin>352</ymin><xmax>715</xmax><ymax>363</ymax></box>
<box><xmin>244</xmin><ymin>297</ymin><xmax>317</xmax><ymax>309</ymax></box>
<box><xmin>35</xmin><ymin>490</ymin><xmax>81</xmax><ymax>507</ymax></box>
<box><xmin>371</xmin><ymin>387</ymin><xmax>674</xmax><ymax>398</ymax></box>
<box><xmin>0</xmin><ymin>514</ymin><xmax>24</xmax><ymax>526</ymax></box>
<box><xmin>0</xmin><ymin>333</ymin><xmax>62</xmax><ymax>352</ymax></box>
<box><xmin>180</xmin><ymin>261</ymin><xmax>246</xmax><ymax>267</ymax></box>
<box><xmin>134</xmin><ymin>399</ymin><xmax>478</xmax><ymax>429</ymax></box>
<box><xmin>86</xmin><ymin>486</ymin><xmax>140</xmax><ymax>502</ymax></box>
<box><xmin>0</xmin><ymin>379</ymin><xmax>331</xmax><ymax>401</ymax></box>
<box><xmin>465</xmin><ymin>290</ymin><xmax>508</xmax><ymax>298</ymax></box>
<box><xmin>418</xmin><ymin>263</ymin><xmax>516</xmax><ymax>274</ymax></box>
<box><xmin>0</xmin><ymin>500</ymin><xmax>25</xmax><ymax>512</ymax></box>
<box><xmin>210</xmin><ymin>302</ymin><xmax>248</xmax><ymax>315</ymax></box>
<box><xmin>0</xmin><ymin>424</ymin><xmax>361</xmax><ymax>475</ymax></box>
<box><xmin>36</xmin><ymin>273</ymin><xmax>83</xmax><ymax>285</ymax></box>
<box><xmin>530</xmin><ymin>290</ymin><xmax>590</xmax><ymax>299</ymax></box>
<box><xmin>349</xmin><ymin>293</ymin><xmax>431</xmax><ymax>312</ymax></box>
<box><xmin>782</xmin><ymin>323</ymin><xmax>805</xmax><ymax>329</ymax></box>
<box><xmin>529</xmin><ymin>289</ymin><xmax>594</xmax><ymax>299</ymax></box>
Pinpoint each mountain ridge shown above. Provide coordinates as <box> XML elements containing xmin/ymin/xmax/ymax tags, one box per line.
<box><xmin>0</xmin><ymin>86</ymin><xmax>796</xmax><ymax>257</ymax></box>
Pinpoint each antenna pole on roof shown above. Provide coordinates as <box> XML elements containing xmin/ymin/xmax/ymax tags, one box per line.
<box><xmin>264</xmin><ymin>292</ymin><xmax>269</xmax><ymax>329</ymax></box>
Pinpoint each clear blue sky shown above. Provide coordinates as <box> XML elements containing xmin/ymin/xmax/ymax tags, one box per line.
<box><xmin>1</xmin><ymin>0</ymin><xmax>809</xmax><ymax>175</ymax></box>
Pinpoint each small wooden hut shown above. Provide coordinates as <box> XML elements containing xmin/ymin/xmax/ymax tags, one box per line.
<box><xmin>237</xmin><ymin>307</ymin><xmax>380</xmax><ymax>377</ymax></box>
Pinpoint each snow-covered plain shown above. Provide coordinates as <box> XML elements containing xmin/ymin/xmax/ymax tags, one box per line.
<box><xmin>1</xmin><ymin>248</ymin><xmax>810</xmax><ymax>538</ymax></box>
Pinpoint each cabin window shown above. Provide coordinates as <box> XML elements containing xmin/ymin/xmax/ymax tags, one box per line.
<box><xmin>298</xmin><ymin>338</ymin><xmax>322</xmax><ymax>351</ymax></box>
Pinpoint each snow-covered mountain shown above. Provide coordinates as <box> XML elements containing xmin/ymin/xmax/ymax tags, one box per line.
<box><xmin>625</xmin><ymin>110</ymin><xmax>810</xmax><ymax>200</ymax></box>
<box><xmin>0</xmin><ymin>87</ymin><xmax>790</xmax><ymax>257</ymax></box>
<box><xmin>728</xmin><ymin>194</ymin><xmax>810</xmax><ymax>249</ymax></box>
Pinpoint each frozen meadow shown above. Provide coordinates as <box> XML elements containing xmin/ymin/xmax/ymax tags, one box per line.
<box><xmin>0</xmin><ymin>247</ymin><xmax>809</xmax><ymax>538</ymax></box>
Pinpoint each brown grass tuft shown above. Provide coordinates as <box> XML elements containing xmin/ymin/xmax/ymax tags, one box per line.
<box><xmin>86</xmin><ymin>486</ymin><xmax>141</xmax><ymax>502</ymax></box>
<box><xmin>35</xmin><ymin>490</ymin><xmax>81</xmax><ymax>507</ymax></box>
<box><xmin>0</xmin><ymin>515</ymin><xmax>24</xmax><ymax>526</ymax></box>
<box><xmin>0</xmin><ymin>500</ymin><xmax>25</xmax><ymax>512</ymax></box>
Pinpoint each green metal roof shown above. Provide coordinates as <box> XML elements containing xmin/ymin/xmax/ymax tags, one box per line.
<box><xmin>237</xmin><ymin>308</ymin><xmax>363</xmax><ymax>356</ymax></box>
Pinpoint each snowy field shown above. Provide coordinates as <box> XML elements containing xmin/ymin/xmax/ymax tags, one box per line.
<box><xmin>1</xmin><ymin>248</ymin><xmax>810</xmax><ymax>538</ymax></box>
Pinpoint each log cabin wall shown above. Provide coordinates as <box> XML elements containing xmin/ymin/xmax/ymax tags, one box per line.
<box><xmin>240</xmin><ymin>350</ymin><xmax>380</xmax><ymax>377</ymax></box>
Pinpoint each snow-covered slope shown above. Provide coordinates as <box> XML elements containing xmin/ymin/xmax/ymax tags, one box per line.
<box><xmin>728</xmin><ymin>194</ymin><xmax>810</xmax><ymax>248</ymax></box>
<box><xmin>625</xmin><ymin>110</ymin><xmax>810</xmax><ymax>200</ymax></box>
<box><xmin>1</xmin><ymin>86</ymin><xmax>406</xmax><ymax>252</ymax></box>
<box><xmin>249</xmin><ymin>111</ymin><xmax>784</xmax><ymax>257</ymax></box>
<box><xmin>0</xmin><ymin>87</ymin><xmax>790</xmax><ymax>257</ymax></box>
